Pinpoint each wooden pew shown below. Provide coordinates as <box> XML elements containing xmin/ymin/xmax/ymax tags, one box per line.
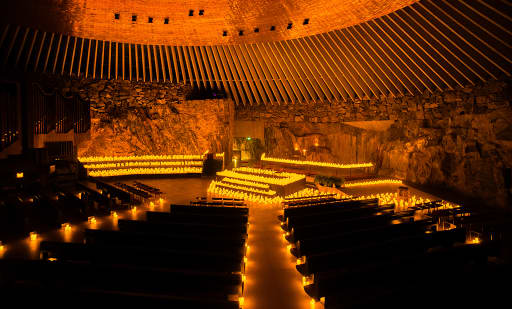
<box><xmin>0</xmin><ymin>259</ymin><xmax>242</xmax><ymax>301</ymax></box>
<box><xmin>281</xmin><ymin>199</ymin><xmax>379</xmax><ymax>222</ymax></box>
<box><xmin>117</xmin><ymin>219</ymin><xmax>248</xmax><ymax>239</ymax></box>
<box><xmin>283</xmin><ymin>204</ymin><xmax>395</xmax><ymax>232</ymax></box>
<box><xmin>3</xmin><ymin>284</ymin><xmax>240</xmax><ymax>309</ymax></box>
<box><xmin>286</xmin><ymin>212</ymin><xmax>399</xmax><ymax>242</ymax></box>
<box><xmin>84</xmin><ymin>229</ymin><xmax>246</xmax><ymax>256</ymax></box>
<box><xmin>297</xmin><ymin>228</ymin><xmax>466</xmax><ymax>276</ymax></box>
<box><xmin>292</xmin><ymin>219</ymin><xmax>432</xmax><ymax>257</ymax></box>
<box><xmin>146</xmin><ymin>211</ymin><xmax>248</xmax><ymax>226</ymax></box>
<box><xmin>40</xmin><ymin>240</ymin><xmax>244</xmax><ymax>273</ymax></box>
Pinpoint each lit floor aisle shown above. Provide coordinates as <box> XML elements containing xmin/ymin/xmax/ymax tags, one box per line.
<box><xmin>244</xmin><ymin>205</ymin><xmax>321</xmax><ymax>309</ymax></box>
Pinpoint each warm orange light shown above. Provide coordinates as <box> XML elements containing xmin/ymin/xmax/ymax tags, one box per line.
<box><xmin>88</xmin><ymin>167</ymin><xmax>202</xmax><ymax>177</ymax></box>
<box><xmin>158</xmin><ymin>198</ymin><xmax>164</xmax><ymax>204</ymax></box>
<box><xmin>111</xmin><ymin>211</ymin><xmax>118</xmax><ymax>219</ymax></box>
<box><xmin>239</xmin><ymin>297</ymin><xmax>245</xmax><ymax>307</ymax></box>
<box><xmin>344</xmin><ymin>179</ymin><xmax>402</xmax><ymax>187</ymax></box>
<box><xmin>149</xmin><ymin>201</ymin><xmax>155</xmax><ymax>208</ymax></box>
<box><xmin>48</xmin><ymin>257</ymin><xmax>58</xmax><ymax>262</ymax></box>
<box><xmin>0</xmin><ymin>241</ymin><xmax>4</xmax><ymax>251</ymax></box>
<box><xmin>61</xmin><ymin>223</ymin><xmax>71</xmax><ymax>232</ymax></box>
<box><xmin>131</xmin><ymin>206</ymin><xmax>137</xmax><ymax>214</ymax></box>
<box><xmin>29</xmin><ymin>232</ymin><xmax>38</xmax><ymax>241</ymax></box>
<box><xmin>261</xmin><ymin>153</ymin><xmax>374</xmax><ymax>169</ymax></box>
<box><xmin>88</xmin><ymin>216</ymin><xmax>97</xmax><ymax>225</ymax></box>
<box><xmin>16</xmin><ymin>172</ymin><xmax>24</xmax><ymax>178</ymax></box>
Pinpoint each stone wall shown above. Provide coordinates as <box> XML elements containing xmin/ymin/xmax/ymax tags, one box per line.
<box><xmin>54</xmin><ymin>78</ymin><xmax>234</xmax><ymax>157</ymax></box>
<box><xmin>236</xmin><ymin>79</ymin><xmax>512</xmax><ymax>209</ymax></box>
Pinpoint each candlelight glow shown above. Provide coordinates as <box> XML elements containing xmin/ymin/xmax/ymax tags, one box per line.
<box><xmin>353</xmin><ymin>192</ymin><xmax>461</xmax><ymax>210</ymax></box>
<box><xmin>83</xmin><ymin>161</ymin><xmax>203</xmax><ymax>169</ymax></box>
<box><xmin>261</xmin><ymin>153</ymin><xmax>373</xmax><ymax>169</ymax></box>
<box><xmin>217</xmin><ymin>169</ymin><xmax>305</xmax><ymax>186</ymax></box>
<box><xmin>88</xmin><ymin>216</ymin><xmax>97</xmax><ymax>225</ymax></box>
<box><xmin>29</xmin><ymin>232</ymin><xmax>38</xmax><ymax>241</ymax></box>
<box><xmin>79</xmin><ymin>153</ymin><xmax>224</xmax><ymax>162</ymax></box>
<box><xmin>16</xmin><ymin>172</ymin><xmax>24</xmax><ymax>178</ymax></box>
<box><xmin>210</xmin><ymin>181</ymin><xmax>277</xmax><ymax>196</ymax></box>
<box><xmin>61</xmin><ymin>223</ymin><xmax>72</xmax><ymax>232</ymax></box>
<box><xmin>222</xmin><ymin>177</ymin><xmax>271</xmax><ymax>189</ymax></box>
<box><xmin>88</xmin><ymin>167</ymin><xmax>202</xmax><ymax>177</ymax></box>
<box><xmin>344</xmin><ymin>179</ymin><xmax>402</xmax><ymax>187</ymax></box>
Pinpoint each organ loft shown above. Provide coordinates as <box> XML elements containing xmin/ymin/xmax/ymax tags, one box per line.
<box><xmin>0</xmin><ymin>1</ymin><xmax>511</xmax><ymax>308</ymax></box>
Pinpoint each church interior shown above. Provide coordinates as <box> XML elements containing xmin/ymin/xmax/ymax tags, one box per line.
<box><xmin>0</xmin><ymin>1</ymin><xmax>511</xmax><ymax>308</ymax></box>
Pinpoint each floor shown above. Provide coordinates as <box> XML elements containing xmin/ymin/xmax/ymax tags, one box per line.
<box><xmin>244</xmin><ymin>204</ymin><xmax>320</xmax><ymax>309</ymax></box>
<box><xmin>1</xmin><ymin>177</ymin><xmax>441</xmax><ymax>308</ymax></box>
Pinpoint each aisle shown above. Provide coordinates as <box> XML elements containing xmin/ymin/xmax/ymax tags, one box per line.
<box><xmin>244</xmin><ymin>205</ymin><xmax>321</xmax><ymax>309</ymax></box>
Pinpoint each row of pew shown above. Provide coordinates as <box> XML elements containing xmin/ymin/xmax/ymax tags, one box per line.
<box><xmin>0</xmin><ymin>203</ymin><xmax>249</xmax><ymax>308</ymax></box>
<box><xmin>280</xmin><ymin>198</ymin><xmax>509</xmax><ymax>308</ymax></box>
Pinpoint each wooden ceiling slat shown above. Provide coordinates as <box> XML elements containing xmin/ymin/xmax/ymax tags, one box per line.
<box><xmin>378</xmin><ymin>16</ymin><xmax>445</xmax><ymax>91</ymax></box>
<box><xmin>330</xmin><ymin>30</ymin><xmax>377</xmax><ymax>98</ymax></box>
<box><xmin>253</xmin><ymin>43</ymin><xmax>288</xmax><ymax>103</ymax></box>
<box><xmin>415</xmin><ymin>2</ymin><xmax>497</xmax><ymax>80</ymax></box>
<box><xmin>260</xmin><ymin>42</ymin><xmax>295</xmax><ymax>103</ymax></box>
<box><xmin>34</xmin><ymin>31</ymin><xmax>46</xmax><ymax>72</ymax></box>
<box><xmin>301</xmin><ymin>36</ymin><xmax>344</xmax><ymax>100</ymax></box>
<box><xmin>367</xmin><ymin>20</ymin><xmax>429</xmax><ymax>93</ymax></box>
<box><xmin>341</xmin><ymin>28</ymin><xmax>392</xmax><ymax>96</ymax></box>
<box><xmin>325</xmin><ymin>31</ymin><xmax>368</xmax><ymax>99</ymax></box>
<box><xmin>243</xmin><ymin>44</ymin><xmax>276</xmax><ymax>104</ymax></box>
<box><xmin>4</xmin><ymin>0</ymin><xmax>511</xmax><ymax>105</ymax></box>
<box><xmin>24</xmin><ymin>29</ymin><xmax>38</xmax><ymax>70</ymax></box>
<box><xmin>276</xmin><ymin>40</ymin><xmax>311</xmax><ymax>102</ymax></box>
<box><xmin>392</xmin><ymin>11</ymin><xmax>465</xmax><ymax>88</ymax></box>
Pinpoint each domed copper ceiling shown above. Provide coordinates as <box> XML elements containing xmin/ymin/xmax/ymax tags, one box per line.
<box><xmin>1</xmin><ymin>0</ymin><xmax>418</xmax><ymax>45</ymax></box>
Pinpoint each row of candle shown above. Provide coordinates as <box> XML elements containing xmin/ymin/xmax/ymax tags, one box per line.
<box><xmin>233</xmin><ymin>167</ymin><xmax>301</xmax><ymax>179</ymax></box>
<box><xmin>221</xmin><ymin>177</ymin><xmax>271</xmax><ymax>189</ymax></box>
<box><xmin>343</xmin><ymin>179</ymin><xmax>403</xmax><ymax>187</ymax></box>
<box><xmin>83</xmin><ymin>161</ymin><xmax>203</xmax><ymax>169</ymax></box>
<box><xmin>79</xmin><ymin>153</ymin><xmax>224</xmax><ymax>163</ymax></box>
<box><xmin>217</xmin><ymin>170</ymin><xmax>305</xmax><ymax>186</ymax></box>
<box><xmin>260</xmin><ymin>153</ymin><xmax>373</xmax><ymax>169</ymax></box>
<box><xmin>207</xmin><ymin>184</ymin><xmax>284</xmax><ymax>206</ymax></box>
<box><xmin>88</xmin><ymin>167</ymin><xmax>202</xmax><ymax>177</ymax></box>
<box><xmin>284</xmin><ymin>188</ymin><xmax>341</xmax><ymax>200</ymax></box>
<box><xmin>210</xmin><ymin>180</ymin><xmax>277</xmax><ymax>196</ymax></box>
<box><xmin>354</xmin><ymin>192</ymin><xmax>460</xmax><ymax>210</ymax></box>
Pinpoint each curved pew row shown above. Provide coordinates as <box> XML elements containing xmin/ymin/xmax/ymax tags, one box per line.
<box><xmin>0</xmin><ymin>259</ymin><xmax>241</xmax><ymax>308</ymax></box>
<box><xmin>280</xmin><ymin>197</ymin><xmax>505</xmax><ymax>308</ymax></box>
<box><xmin>0</xmin><ymin>202</ymin><xmax>249</xmax><ymax>309</ymax></box>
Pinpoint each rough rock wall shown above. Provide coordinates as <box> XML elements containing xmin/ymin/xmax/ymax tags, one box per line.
<box><xmin>60</xmin><ymin>78</ymin><xmax>234</xmax><ymax>157</ymax></box>
<box><xmin>236</xmin><ymin>79</ymin><xmax>512</xmax><ymax>208</ymax></box>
